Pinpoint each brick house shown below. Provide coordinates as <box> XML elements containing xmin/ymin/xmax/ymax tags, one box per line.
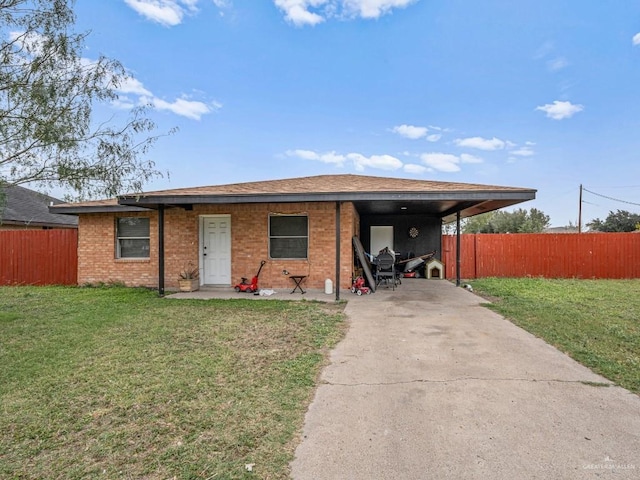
<box><xmin>50</xmin><ymin>174</ymin><xmax>535</xmax><ymax>295</ymax></box>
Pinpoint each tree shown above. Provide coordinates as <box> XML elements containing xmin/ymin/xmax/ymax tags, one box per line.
<box><xmin>463</xmin><ymin>208</ymin><xmax>550</xmax><ymax>233</ymax></box>
<box><xmin>586</xmin><ymin>210</ymin><xmax>640</xmax><ymax>232</ymax></box>
<box><xmin>1</xmin><ymin>0</ymin><xmax>168</xmax><ymax>200</ymax></box>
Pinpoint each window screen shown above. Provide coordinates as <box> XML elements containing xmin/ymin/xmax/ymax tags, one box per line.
<box><xmin>116</xmin><ymin>217</ymin><xmax>150</xmax><ymax>258</ymax></box>
<box><xmin>269</xmin><ymin>215</ymin><xmax>308</xmax><ymax>259</ymax></box>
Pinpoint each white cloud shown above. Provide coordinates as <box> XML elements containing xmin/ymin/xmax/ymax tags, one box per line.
<box><xmin>9</xmin><ymin>30</ymin><xmax>48</xmax><ymax>57</ymax></box>
<box><xmin>547</xmin><ymin>57</ymin><xmax>568</xmax><ymax>71</ymax></box>
<box><xmin>145</xmin><ymin>96</ymin><xmax>217</xmax><ymax>120</ymax></box>
<box><xmin>633</xmin><ymin>32</ymin><xmax>640</xmax><ymax>46</ymax></box>
<box><xmin>460</xmin><ymin>153</ymin><xmax>483</xmax><ymax>164</ymax></box>
<box><xmin>286</xmin><ymin>149</ymin><xmax>320</xmax><ymax>161</ymax></box>
<box><xmin>510</xmin><ymin>147</ymin><xmax>534</xmax><ymax>157</ymax></box>
<box><xmin>124</xmin><ymin>0</ymin><xmax>196</xmax><ymax>26</ymax></box>
<box><xmin>116</xmin><ymin>77</ymin><xmax>153</xmax><ymax>97</ymax></box>
<box><xmin>123</xmin><ymin>0</ymin><xmax>236</xmax><ymax>24</ymax></box>
<box><xmin>420</xmin><ymin>153</ymin><xmax>460</xmax><ymax>173</ymax></box>
<box><xmin>285</xmin><ymin>149</ymin><xmax>346</xmax><ymax>165</ymax></box>
<box><xmin>111</xmin><ymin>97</ymin><xmax>137</xmax><ymax>110</ymax></box>
<box><xmin>403</xmin><ymin>164</ymin><xmax>428</xmax><ymax>174</ymax></box>
<box><xmin>317</xmin><ymin>151</ymin><xmax>346</xmax><ymax>164</ymax></box>
<box><xmin>274</xmin><ymin>0</ymin><xmax>328</xmax><ymax>26</ymax></box>
<box><xmin>392</xmin><ymin>124</ymin><xmax>428</xmax><ymax>140</ymax></box>
<box><xmin>536</xmin><ymin>100</ymin><xmax>584</xmax><ymax>120</ymax></box>
<box><xmin>347</xmin><ymin>153</ymin><xmax>403</xmax><ymax>171</ymax></box>
<box><xmin>343</xmin><ymin>0</ymin><xmax>418</xmax><ymax>19</ymax></box>
<box><xmin>286</xmin><ymin>149</ymin><xmax>402</xmax><ymax>171</ymax></box>
<box><xmin>454</xmin><ymin>136</ymin><xmax>506</xmax><ymax>151</ymax></box>
<box><xmin>109</xmin><ymin>70</ymin><xmax>217</xmax><ymax>120</ymax></box>
<box><xmin>274</xmin><ymin>0</ymin><xmax>418</xmax><ymax>26</ymax></box>
<box><xmin>426</xmin><ymin>134</ymin><xmax>442</xmax><ymax>142</ymax></box>
<box><xmin>286</xmin><ymin>148</ymin><xmax>483</xmax><ymax>174</ymax></box>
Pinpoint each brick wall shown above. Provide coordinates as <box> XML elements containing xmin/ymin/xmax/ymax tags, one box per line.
<box><xmin>78</xmin><ymin>212</ymin><xmax>159</xmax><ymax>287</ymax></box>
<box><xmin>78</xmin><ymin>202</ymin><xmax>358</xmax><ymax>290</ymax></box>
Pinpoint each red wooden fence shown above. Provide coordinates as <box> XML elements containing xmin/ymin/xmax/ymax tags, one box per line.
<box><xmin>0</xmin><ymin>230</ymin><xmax>78</xmax><ymax>286</ymax></box>
<box><xmin>2</xmin><ymin>231</ymin><xmax>638</xmax><ymax>286</ymax></box>
<box><xmin>442</xmin><ymin>233</ymin><xmax>640</xmax><ymax>279</ymax></box>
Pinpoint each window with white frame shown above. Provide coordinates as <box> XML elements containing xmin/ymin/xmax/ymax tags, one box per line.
<box><xmin>269</xmin><ymin>214</ymin><xmax>308</xmax><ymax>259</ymax></box>
<box><xmin>116</xmin><ymin>217</ymin><xmax>150</xmax><ymax>258</ymax></box>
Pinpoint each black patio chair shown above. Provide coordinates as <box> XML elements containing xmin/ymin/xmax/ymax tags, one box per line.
<box><xmin>375</xmin><ymin>252</ymin><xmax>399</xmax><ymax>290</ymax></box>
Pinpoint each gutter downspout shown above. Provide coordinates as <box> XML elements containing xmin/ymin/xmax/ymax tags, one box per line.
<box><xmin>158</xmin><ymin>205</ymin><xmax>165</xmax><ymax>296</ymax></box>
<box><xmin>335</xmin><ymin>201</ymin><xmax>341</xmax><ymax>301</ymax></box>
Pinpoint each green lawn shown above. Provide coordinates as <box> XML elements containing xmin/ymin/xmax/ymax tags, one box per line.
<box><xmin>0</xmin><ymin>286</ymin><xmax>346</xmax><ymax>479</ymax></box>
<box><xmin>470</xmin><ymin>278</ymin><xmax>640</xmax><ymax>394</ymax></box>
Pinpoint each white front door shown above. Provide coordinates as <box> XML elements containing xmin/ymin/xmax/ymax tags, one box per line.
<box><xmin>201</xmin><ymin>216</ymin><xmax>231</xmax><ymax>285</ymax></box>
<box><xmin>370</xmin><ymin>226</ymin><xmax>394</xmax><ymax>255</ymax></box>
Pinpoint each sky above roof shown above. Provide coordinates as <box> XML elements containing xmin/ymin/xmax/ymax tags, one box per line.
<box><xmin>71</xmin><ymin>0</ymin><xmax>640</xmax><ymax>227</ymax></box>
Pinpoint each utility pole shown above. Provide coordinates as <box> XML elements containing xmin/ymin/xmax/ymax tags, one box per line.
<box><xmin>578</xmin><ymin>184</ymin><xmax>583</xmax><ymax>233</ymax></box>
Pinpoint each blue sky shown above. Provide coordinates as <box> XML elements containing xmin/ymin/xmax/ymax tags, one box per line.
<box><xmin>73</xmin><ymin>0</ymin><xmax>640</xmax><ymax>227</ymax></box>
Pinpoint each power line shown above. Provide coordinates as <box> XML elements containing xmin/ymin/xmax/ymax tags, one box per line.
<box><xmin>584</xmin><ymin>185</ymin><xmax>640</xmax><ymax>189</ymax></box>
<box><xmin>582</xmin><ymin>187</ymin><xmax>640</xmax><ymax>207</ymax></box>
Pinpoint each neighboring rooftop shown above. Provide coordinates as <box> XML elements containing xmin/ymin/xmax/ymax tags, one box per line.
<box><xmin>1</xmin><ymin>185</ymin><xmax>78</xmax><ymax>229</ymax></box>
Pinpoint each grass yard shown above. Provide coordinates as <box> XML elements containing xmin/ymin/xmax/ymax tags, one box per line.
<box><xmin>469</xmin><ymin>278</ymin><xmax>640</xmax><ymax>394</ymax></box>
<box><xmin>0</xmin><ymin>286</ymin><xmax>346</xmax><ymax>479</ymax></box>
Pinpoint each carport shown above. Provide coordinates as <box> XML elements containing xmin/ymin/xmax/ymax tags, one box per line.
<box><xmin>351</xmin><ymin>186</ymin><xmax>536</xmax><ymax>288</ymax></box>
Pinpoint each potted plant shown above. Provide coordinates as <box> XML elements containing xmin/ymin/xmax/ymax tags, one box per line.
<box><xmin>178</xmin><ymin>263</ymin><xmax>200</xmax><ymax>292</ymax></box>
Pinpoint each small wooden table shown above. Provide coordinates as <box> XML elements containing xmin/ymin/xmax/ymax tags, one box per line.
<box><xmin>289</xmin><ymin>275</ymin><xmax>307</xmax><ymax>294</ymax></box>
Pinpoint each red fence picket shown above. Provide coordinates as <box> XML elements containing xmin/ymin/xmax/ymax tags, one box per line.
<box><xmin>442</xmin><ymin>233</ymin><xmax>640</xmax><ymax>279</ymax></box>
<box><xmin>0</xmin><ymin>230</ymin><xmax>78</xmax><ymax>285</ymax></box>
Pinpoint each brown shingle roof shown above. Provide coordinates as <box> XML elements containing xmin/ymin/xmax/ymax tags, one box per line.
<box><xmin>50</xmin><ymin>174</ymin><xmax>536</xmax><ymax>218</ymax></box>
<box><xmin>49</xmin><ymin>197</ymin><xmax>150</xmax><ymax>214</ymax></box>
<box><xmin>134</xmin><ymin>174</ymin><xmax>530</xmax><ymax>197</ymax></box>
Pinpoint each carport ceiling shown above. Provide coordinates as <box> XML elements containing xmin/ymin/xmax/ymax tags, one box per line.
<box><xmin>353</xmin><ymin>197</ymin><xmax>534</xmax><ymax>222</ymax></box>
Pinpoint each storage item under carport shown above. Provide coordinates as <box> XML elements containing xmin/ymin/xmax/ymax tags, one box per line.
<box><xmin>397</xmin><ymin>251</ymin><xmax>436</xmax><ymax>278</ymax></box>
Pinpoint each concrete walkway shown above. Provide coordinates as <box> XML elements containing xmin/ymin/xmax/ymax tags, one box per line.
<box><xmin>290</xmin><ymin>280</ymin><xmax>640</xmax><ymax>479</ymax></box>
<box><xmin>166</xmin><ymin>286</ymin><xmax>337</xmax><ymax>302</ymax></box>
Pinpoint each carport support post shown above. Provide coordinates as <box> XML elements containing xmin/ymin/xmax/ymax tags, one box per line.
<box><xmin>335</xmin><ymin>201</ymin><xmax>341</xmax><ymax>301</ymax></box>
<box><xmin>456</xmin><ymin>211</ymin><xmax>461</xmax><ymax>287</ymax></box>
<box><xmin>158</xmin><ymin>205</ymin><xmax>165</xmax><ymax>296</ymax></box>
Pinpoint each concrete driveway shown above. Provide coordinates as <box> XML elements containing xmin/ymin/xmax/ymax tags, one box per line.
<box><xmin>291</xmin><ymin>280</ymin><xmax>640</xmax><ymax>479</ymax></box>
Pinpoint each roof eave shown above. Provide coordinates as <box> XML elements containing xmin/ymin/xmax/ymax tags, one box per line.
<box><xmin>0</xmin><ymin>219</ymin><xmax>78</xmax><ymax>228</ymax></box>
<box><xmin>48</xmin><ymin>205</ymin><xmax>152</xmax><ymax>215</ymax></box>
<box><xmin>118</xmin><ymin>190</ymin><xmax>537</xmax><ymax>208</ymax></box>
<box><xmin>441</xmin><ymin>194</ymin><xmax>537</xmax><ymax>223</ymax></box>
